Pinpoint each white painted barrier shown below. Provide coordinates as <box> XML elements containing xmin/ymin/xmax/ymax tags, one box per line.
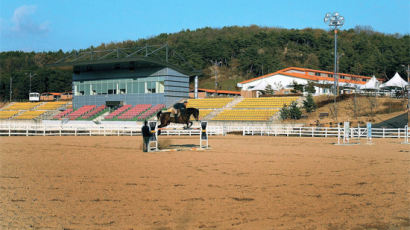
<box><xmin>0</xmin><ymin>123</ymin><xmax>408</xmax><ymax>141</ymax></box>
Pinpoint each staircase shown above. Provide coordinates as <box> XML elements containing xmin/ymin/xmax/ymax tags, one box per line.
<box><xmin>203</xmin><ymin>97</ymin><xmax>244</xmax><ymax>120</ymax></box>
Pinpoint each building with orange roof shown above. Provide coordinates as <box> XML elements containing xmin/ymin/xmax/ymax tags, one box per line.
<box><xmin>237</xmin><ymin>67</ymin><xmax>378</xmax><ymax>96</ymax></box>
<box><xmin>189</xmin><ymin>88</ymin><xmax>241</xmax><ymax>98</ymax></box>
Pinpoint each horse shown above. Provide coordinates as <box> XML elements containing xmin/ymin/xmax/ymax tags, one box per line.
<box><xmin>156</xmin><ymin>108</ymin><xmax>199</xmax><ymax>131</ymax></box>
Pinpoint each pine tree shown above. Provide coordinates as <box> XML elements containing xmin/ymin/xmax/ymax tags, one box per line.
<box><xmin>303</xmin><ymin>93</ymin><xmax>317</xmax><ymax>113</ymax></box>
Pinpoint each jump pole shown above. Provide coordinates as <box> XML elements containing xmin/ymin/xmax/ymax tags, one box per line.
<box><xmin>148</xmin><ymin>121</ymin><xmax>158</xmax><ymax>152</ymax></box>
<box><xmin>403</xmin><ymin>125</ymin><xmax>409</xmax><ymax>145</ymax></box>
<box><xmin>200</xmin><ymin>121</ymin><xmax>208</xmax><ymax>149</ymax></box>
<box><xmin>336</xmin><ymin>121</ymin><xmax>359</xmax><ymax>145</ymax></box>
<box><xmin>366</xmin><ymin>122</ymin><xmax>373</xmax><ymax>145</ymax></box>
<box><xmin>344</xmin><ymin>121</ymin><xmax>350</xmax><ymax>144</ymax></box>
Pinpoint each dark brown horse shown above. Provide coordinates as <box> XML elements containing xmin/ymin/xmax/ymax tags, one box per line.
<box><xmin>156</xmin><ymin>107</ymin><xmax>199</xmax><ymax>129</ymax></box>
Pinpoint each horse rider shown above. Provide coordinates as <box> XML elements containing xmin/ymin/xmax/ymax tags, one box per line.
<box><xmin>169</xmin><ymin>100</ymin><xmax>188</xmax><ymax>120</ymax></box>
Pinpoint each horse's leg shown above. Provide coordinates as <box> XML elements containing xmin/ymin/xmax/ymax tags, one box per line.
<box><xmin>187</xmin><ymin>121</ymin><xmax>192</xmax><ymax>128</ymax></box>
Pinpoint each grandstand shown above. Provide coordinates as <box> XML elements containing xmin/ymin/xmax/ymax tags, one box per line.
<box><xmin>67</xmin><ymin>105</ymin><xmax>96</xmax><ymax>120</ymax></box>
<box><xmin>233</xmin><ymin>97</ymin><xmax>299</xmax><ymax>108</ymax></box>
<box><xmin>197</xmin><ymin>109</ymin><xmax>213</xmax><ymax>120</ymax></box>
<box><xmin>81</xmin><ymin>105</ymin><xmax>107</xmax><ymax>120</ymax></box>
<box><xmin>212</xmin><ymin>109</ymin><xmax>279</xmax><ymax>121</ymax></box>
<box><xmin>187</xmin><ymin>98</ymin><xmax>233</xmax><ymax>109</ymax></box>
<box><xmin>36</xmin><ymin>101</ymin><xmax>68</xmax><ymax>110</ymax></box>
<box><xmin>105</xmin><ymin>105</ymin><xmax>132</xmax><ymax>119</ymax></box>
<box><xmin>14</xmin><ymin>111</ymin><xmax>47</xmax><ymax>120</ymax></box>
<box><xmin>117</xmin><ymin>104</ymin><xmax>151</xmax><ymax>120</ymax></box>
<box><xmin>3</xmin><ymin>102</ymin><xmax>41</xmax><ymax>111</ymax></box>
<box><xmin>138</xmin><ymin>104</ymin><xmax>166</xmax><ymax>120</ymax></box>
<box><xmin>0</xmin><ymin>111</ymin><xmax>20</xmax><ymax>119</ymax></box>
<box><xmin>53</xmin><ymin>108</ymin><xmax>73</xmax><ymax>120</ymax></box>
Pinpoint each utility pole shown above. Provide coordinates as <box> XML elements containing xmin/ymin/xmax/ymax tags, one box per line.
<box><xmin>403</xmin><ymin>64</ymin><xmax>410</xmax><ymax>126</ymax></box>
<box><xmin>9</xmin><ymin>76</ymin><xmax>12</xmax><ymax>101</ymax></box>
<box><xmin>27</xmin><ymin>72</ymin><xmax>37</xmax><ymax>93</ymax></box>
<box><xmin>210</xmin><ymin>60</ymin><xmax>222</xmax><ymax>96</ymax></box>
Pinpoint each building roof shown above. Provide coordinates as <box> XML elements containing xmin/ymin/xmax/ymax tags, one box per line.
<box><xmin>239</xmin><ymin>67</ymin><xmax>375</xmax><ymax>85</ymax></box>
<box><xmin>191</xmin><ymin>88</ymin><xmax>241</xmax><ymax>95</ymax></box>
<box><xmin>48</xmin><ymin>45</ymin><xmax>201</xmax><ymax>76</ymax></box>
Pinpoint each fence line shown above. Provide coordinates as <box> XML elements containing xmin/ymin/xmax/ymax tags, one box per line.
<box><xmin>0</xmin><ymin>124</ymin><xmax>408</xmax><ymax>139</ymax></box>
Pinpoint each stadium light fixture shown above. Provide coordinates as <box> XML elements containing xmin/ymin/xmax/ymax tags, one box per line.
<box><xmin>324</xmin><ymin>12</ymin><xmax>344</xmax><ymax>121</ymax></box>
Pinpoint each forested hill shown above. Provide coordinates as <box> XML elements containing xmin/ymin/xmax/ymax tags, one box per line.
<box><xmin>0</xmin><ymin>25</ymin><xmax>409</xmax><ymax>100</ymax></box>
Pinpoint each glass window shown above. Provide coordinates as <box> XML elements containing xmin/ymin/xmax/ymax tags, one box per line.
<box><xmin>84</xmin><ymin>83</ymin><xmax>90</xmax><ymax>95</ymax></box>
<box><xmin>157</xmin><ymin>81</ymin><xmax>165</xmax><ymax>93</ymax></box>
<box><xmin>147</xmin><ymin>81</ymin><xmax>156</xmax><ymax>93</ymax></box>
<box><xmin>101</xmin><ymin>81</ymin><xmax>108</xmax><ymax>94</ymax></box>
<box><xmin>138</xmin><ymin>82</ymin><xmax>144</xmax><ymax>93</ymax></box>
<box><xmin>127</xmin><ymin>80</ymin><xmax>133</xmax><ymax>94</ymax></box>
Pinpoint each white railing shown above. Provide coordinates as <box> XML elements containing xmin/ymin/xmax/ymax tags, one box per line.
<box><xmin>0</xmin><ymin>124</ymin><xmax>223</xmax><ymax>136</ymax></box>
<box><xmin>0</xmin><ymin>123</ymin><xmax>408</xmax><ymax>139</ymax></box>
<box><xmin>242</xmin><ymin>126</ymin><xmax>409</xmax><ymax>139</ymax></box>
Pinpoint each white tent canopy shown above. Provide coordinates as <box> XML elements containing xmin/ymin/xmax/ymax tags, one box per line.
<box><xmin>360</xmin><ymin>76</ymin><xmax>380</xmax><ymax>90</ymax></box>
<box><xmin>380</xmin><ymin>72</ymin><xmax>408</xmax><ymax>88</ymax></box>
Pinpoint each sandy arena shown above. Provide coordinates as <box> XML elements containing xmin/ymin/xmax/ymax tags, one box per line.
<box><xmin>0</xmin><ymin>135</ymin><xmax>409</xmax><ymax>229</ymax></box>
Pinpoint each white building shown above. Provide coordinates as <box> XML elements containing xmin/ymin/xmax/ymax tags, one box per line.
<box><xmin>237</xmin><ymin>67</ymin><xmax>374</xmax><ymax>96</ymax></box>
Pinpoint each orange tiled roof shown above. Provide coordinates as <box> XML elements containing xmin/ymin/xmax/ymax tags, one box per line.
<box><xmin>239</xmin><ymin>67</ymin><xmax>374</xmax><ymax>85</ymax></box>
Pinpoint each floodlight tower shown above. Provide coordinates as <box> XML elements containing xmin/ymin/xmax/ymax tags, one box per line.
<box><xmin>324</xmin><ymin>12</ymin><xmax>344</xmax><ymax>121</ymax></box>
<box><xmin>324</xmin><ymin>12</ymin><xmax>345</xmax><ymax>96</ymax></box>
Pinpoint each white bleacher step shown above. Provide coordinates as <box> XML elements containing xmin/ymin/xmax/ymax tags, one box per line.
<box><xmin>203</xmin><ymin>97</ymin><xmax>244</xmax><ymax>120</ymax></box>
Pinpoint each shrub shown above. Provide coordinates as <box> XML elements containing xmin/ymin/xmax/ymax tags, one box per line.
<box><xmin>280</xmin><ymin>102</ymin><xmax>302</xmax><ymax>120</ymax></box>
<box><xmin>289</xmin><ymin>102</ymin><xmax>302</xmax><ymax>119</ymax></box>
<box><xmin>280</xmin><ymin>104</ymin><xmax>290</xmax><ymax>120</ymax></box>
<box><xmin>303</xmin><ymin>94</ymin><xmax>317</xmax><ymax>113</ymax></box>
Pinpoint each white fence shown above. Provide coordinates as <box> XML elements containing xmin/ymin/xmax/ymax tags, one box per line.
<box><xmin>242</xmin><ymin>126</ymin><xmax>409</xmax><ymax>139</ymax></box>
<box><xmin>0</xmin><ymin>123</ymin><xmax>408</xmax><ymax>139</ymax></box>
<box><xmin>0</xmin><ymin>124</ymin><xmax>223</xmax><ymax>136</ymax></box>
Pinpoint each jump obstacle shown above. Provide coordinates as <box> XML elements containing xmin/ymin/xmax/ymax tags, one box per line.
<box><xmin>336</xmin><ymin>121</ymin><xmax>369</xmax><ymax>145</ymax></box>
<box><xmin>147</xmin><ymin>121</ymin><xmax>209</xmax><ymax>152</ymax></box>
<box><xmin>337</xmin><ymin>122</ymin><xmax>409</xmax><ymax>145</ymax></box>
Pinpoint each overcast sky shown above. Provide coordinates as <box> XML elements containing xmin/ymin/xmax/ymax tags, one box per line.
<box><xmin>0</xmin><ymin>0</ymin><xmax>409</xmax><ymax>52</ymax></box>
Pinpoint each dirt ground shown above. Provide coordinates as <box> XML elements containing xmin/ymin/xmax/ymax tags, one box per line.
<box><xmin>0</xmin><ymin>135</ymin><xmax>409</xmax><ymax>230</ymax></box>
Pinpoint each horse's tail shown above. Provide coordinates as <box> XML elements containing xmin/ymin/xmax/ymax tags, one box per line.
<box><xmin>156</xmin><ymin>110</ymin><xmax>162</xmax><ymax>120</ymax></box>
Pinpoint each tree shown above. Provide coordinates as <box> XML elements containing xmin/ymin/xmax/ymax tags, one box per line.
<box><xmin>279</xmin><ymin>104</ymin><xmax>290</xmax><ymax>120</ymax></box>
<box><xmin>303</xmin><ymin>93</ymin><xmax>317</xmax><ymax>113</ymax></box>
<box><xmin>289</xmin><ymin>102</ymin><xmax>302</xmax><ymax>119</ymax></box>
<box><xmin>280</xmin><ymin>102</ymin><xmax>302</xmax><ymax>120</ymax></box>
<box><xmin>264</xmin><ymin>84</ymin><xmax>274</xmax><ymax>95</ymax></box>
<box><xmin>291</xmin><ymin>81</ymin><xmax>304</xmax><ymax>93</ymax></box>
<box><xmin>305</xmin><ymin>81</ymin><xmax>316</xmax><ymax>94</ymax></box>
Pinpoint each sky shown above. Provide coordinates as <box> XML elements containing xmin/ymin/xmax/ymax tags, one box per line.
<box><xmin>0</xmin><ymin>0</ymin><xmax>409</xmax><ymax>52</ymax></box>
